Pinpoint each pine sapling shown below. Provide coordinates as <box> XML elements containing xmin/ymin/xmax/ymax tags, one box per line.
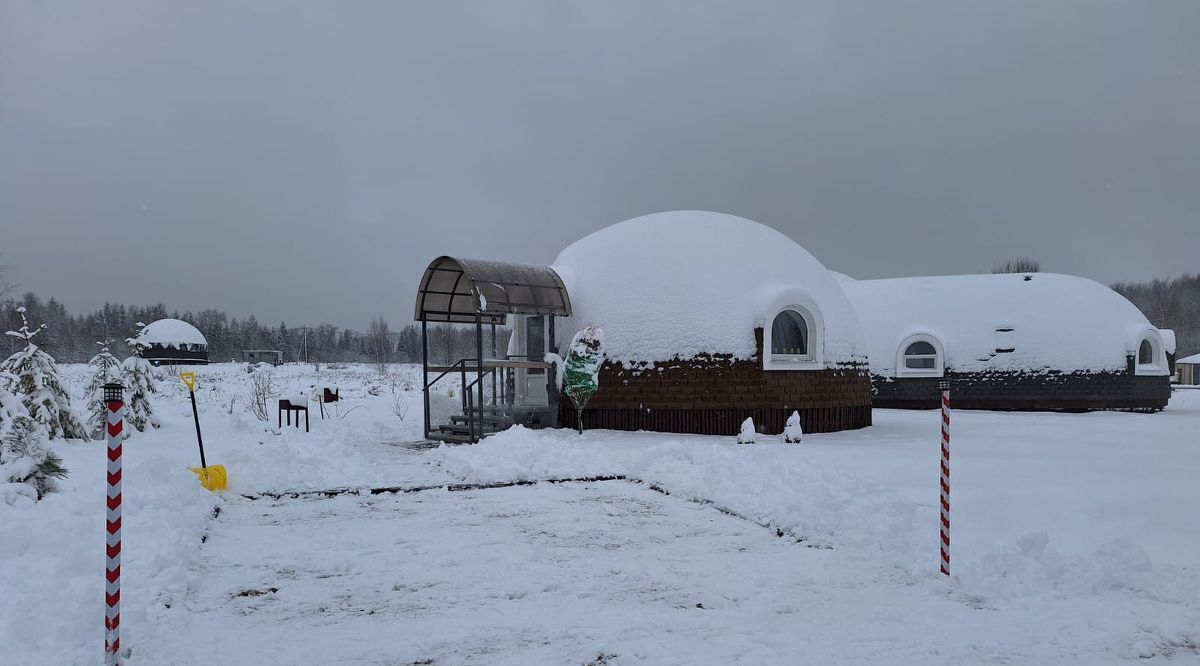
<box><xmin>84</xmin><ymin>340</ymin><xmax>121</xmax><ymax>440</ymax></box>
<box><xmin>0</xmin><ymin>307</ymin><xmax>87</xmax><ymax>440</ymax></box>
<box><xmin>1</xmin><ymin>414</ymin><xmax>68</xmax><ymax>499</ymax></box>
<box><xmin>121</xmin><ymin>325</ymin><xmax>160</xmax><ymax>432</ymax></box>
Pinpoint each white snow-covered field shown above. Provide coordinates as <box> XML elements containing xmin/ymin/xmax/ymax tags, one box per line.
<box><xmin>2</xmin><ymin>363</ymin><xmax>1198</xmax><ymax>665</ymax></box>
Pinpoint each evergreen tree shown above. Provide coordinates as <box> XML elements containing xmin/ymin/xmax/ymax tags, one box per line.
<box><xmin>0</xmin><ymin>381</ymin><xmax>25</xmax><ymax>434</ymax></box>
<box><xmin>0</xmin><ymin>307</ymin><xmax>87</xmax><ymax>440</ymax></box>
<box><xmin>562</xmin><ymin>325</ymin><xmax>605</xmax><ymax>434</ymax></box>
<box><xmin>121</xmin><ymin>325</ymin><xmax>160</xmax><ymax>432</ymax></box>
<box><xmin>1</xmin><ymin>413</ymin><xmax>68</xmax><ymax>500</ymax></box>
<box><xmin>83</xmin><ymin>340</ymin><xmax>122</xmax><ymax>440</ymax></box>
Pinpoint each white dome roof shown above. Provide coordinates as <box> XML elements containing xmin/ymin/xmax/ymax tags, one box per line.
<box><xmin>550</xmin><ymin>211</ymin><xmax>866</xmax><ymax>365</ymax></box>
<box><xmin>842</xmin><ymin>273</ymin><xmax>1166</xmax><ymax>375</ymax></box>
<box><xmin>137</xmin><ymin>319</ymin><xmax>207</xmax><ymax>347</ymax></box>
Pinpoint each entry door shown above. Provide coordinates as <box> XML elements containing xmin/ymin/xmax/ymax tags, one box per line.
<box><xmin>519</xmin><ymin>316</ymin><xmax>548</xmax><ymax>405</ymax></box>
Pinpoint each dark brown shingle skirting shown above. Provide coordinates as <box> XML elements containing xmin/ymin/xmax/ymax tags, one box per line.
<box><xmin>559</xmin><ymin>328</ymin><xmax>873</xmax><ymax>434</ymax></box>
<box><xmin>561</xmin><ymin>404</ymin><xmax>871</xmax><ymax>435</ymax></box>
<box><xmin>871</xmin><ymin>370</ymin><xmax>1170</xmax><ymax>411</ymax></box>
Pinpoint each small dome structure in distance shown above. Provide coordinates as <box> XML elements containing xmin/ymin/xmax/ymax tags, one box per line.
<box><xmin>135</xmin><ymin>318</ymin><xmax>209</xmax><ymax>366</ymax></box>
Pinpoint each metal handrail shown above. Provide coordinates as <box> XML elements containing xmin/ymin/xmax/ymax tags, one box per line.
<box><xmin>423</xmin><ymin>357</ymin><xmax>479</xmax><ymax>390</ymax></box>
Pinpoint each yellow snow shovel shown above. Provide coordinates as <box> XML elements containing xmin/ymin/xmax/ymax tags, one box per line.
<box><xmin>180</xmin><ymin>372</ymin><xmax>227</xmax><ymax>491</ymax></box>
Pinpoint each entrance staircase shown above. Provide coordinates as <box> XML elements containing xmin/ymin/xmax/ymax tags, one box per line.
<box><xmin>428</xmin><ymin>406</ymin><xmax>515</xmax><ymax>444</ymax></box>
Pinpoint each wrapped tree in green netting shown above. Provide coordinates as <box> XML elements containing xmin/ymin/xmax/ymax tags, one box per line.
<box><xmin>562</xmin><ymin>325</ymin><xmax>605</xmax><ymax>434</ymax></box>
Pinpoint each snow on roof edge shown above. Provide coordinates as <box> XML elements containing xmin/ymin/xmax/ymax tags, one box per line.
<box><xmin>137</xmin><ymin>318</ymin><xmax>208</xmax><ymax>347</ymax></box>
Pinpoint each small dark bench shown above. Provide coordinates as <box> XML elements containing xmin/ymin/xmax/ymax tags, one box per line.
<box><xmin>278</xmin><ymin>397</ymin><xmax>310</xmax><ymax>432</ymax></box>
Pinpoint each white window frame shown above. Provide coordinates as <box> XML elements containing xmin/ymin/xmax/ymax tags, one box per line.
<box><xmin>896</xmin><ymin>333</ymin><xmax>945</xmax><ymax>378</ymax></box>
<box><xmin>1135</xmin><ymin>335</ymin><xmax>1166</xmax><ymax>376</ymax></box>
<box><xmin>763</xmin><ymin>304</ymin><xmax>823</xmax><ymax>371</ymax></box>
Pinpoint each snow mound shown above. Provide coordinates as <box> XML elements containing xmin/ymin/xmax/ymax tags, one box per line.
<box><xmin>843</xmin><ymin>273</ymin><xmax>1168</xmax><ymax>375</ymax></box>
<box><xmin>136</xmin><ymin>319</ymin><xmax>207</xmax><ymax>348</ymax></box>
<box><xmin>551</xmin><ymin>211</ymin><xmax>866</xmax><ymax>366</ymax></box>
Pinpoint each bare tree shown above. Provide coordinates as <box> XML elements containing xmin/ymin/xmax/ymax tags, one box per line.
<box><xmin>366</xmin><ymin>316</ymin><xmax>393</xmax><ymax>374</ymax></box>
<box><xmin>0</xmin><ymin>259</ymin><xmax>13</xmax><ymax>301</ymax></box>
<box><xmin>991</xmin><ymin>257</ymin><xmax>1041</xmax><ymax>274</ymax></box>
<box><xmin>246</xmin><ymin>368</ymin><xmax>279</xmax><ymax>422</ymax></box>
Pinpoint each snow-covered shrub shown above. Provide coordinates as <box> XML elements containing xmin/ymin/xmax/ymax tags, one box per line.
<box><xmin>83</xmin><ymin>341</ymin><xmax>122</xmax><ymax>440</ymax></box>
<box><xmin>0</xmin><ymin>307</ymin><xmax>87</xmax><ymax>440</ymax></box>
<box><xmin>121</xmin><ymin>326</ymin><xmax>160</xmax><ymax>432</ymax></box>
<box><xmin>1</xmin><ymin>413</ymin><xmax>68</xmax><ymax>500</ymax></box>
<box><xmin>783</xmin><ymin>410</ymin><xmax>804</xmax><ymax>443</ymax></box>
<box><xmin>563</xmin><ymin>325</ymin><xmax>605</xmax><ymax>434</ymax></box>
<box><xmin>736</xmin><ymin>417</ymin><xmax>756</xmax><ymax>444</ymax></box>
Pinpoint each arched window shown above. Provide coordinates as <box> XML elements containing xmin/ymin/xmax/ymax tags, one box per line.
<box><xmin>903</xmin><ymin>341</ymin><xmax>938</xmax><ymax>370</ymax></box>
<box><xmin>896</xmin><ymin>334</ymin><xmax>944</xmax><ymax>377</ymax></box>
<box><xmin>763</xmin><ymin>303</ymin><xmax>823</xmax><ymax>370</ymax></box>
<box><xmin>771</xmin><ymin>310</ymin><xmax>808</xmax><ymax>357</ymax></box>
<box><xmin>1135</xmin><ymin>335</ymin><xmax>1166</xmax><ymax>376</ymax></box>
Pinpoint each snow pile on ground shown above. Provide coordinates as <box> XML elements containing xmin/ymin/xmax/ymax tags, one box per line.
<box><xmin>843</xmin><ymin>273</ymin><xmax>1168</xmax><ymax>375</ymax></box>
<box><xmin>551</xmin><ymin>211</ymin><xmax>867</xmax><ymax>366</ymax></box>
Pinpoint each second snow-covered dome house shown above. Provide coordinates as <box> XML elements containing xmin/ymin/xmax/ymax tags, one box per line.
<box><xmin>134</xmin><ymin>318</ymin><xmax>210</xmax><ymax>366</ymax></box>
<box><xmin>841</xmin><ymin>273</ymin><xmax>1174</xmax><ymax>411</ymax></box>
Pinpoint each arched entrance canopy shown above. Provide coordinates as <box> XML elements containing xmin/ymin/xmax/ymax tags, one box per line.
<box><xmin>414</xmin><ymin>256</ymin><xmax>572</xmax><ymax>325</ymax></box>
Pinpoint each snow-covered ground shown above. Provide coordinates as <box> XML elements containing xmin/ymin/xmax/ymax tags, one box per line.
<box><xmin>2</xmin><ymin>363</ymin><xmax>1198</xmax><ymax>664</ymax></box>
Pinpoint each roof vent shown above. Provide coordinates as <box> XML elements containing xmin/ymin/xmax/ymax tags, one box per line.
<box><xmin>995</xmin><ymin>326</ymin><xmax>1015</xmax><ymax>353</ymax></box>
<box><xmin>1023</xmin><ymin>275</ymin><xmax>1033</xmax><ymax>281</ymax></box>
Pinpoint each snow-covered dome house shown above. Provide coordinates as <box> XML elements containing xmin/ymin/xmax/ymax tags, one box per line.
<box><xmin>841</xmin><ymin>274</ymin><xmax>1173</xmax><ymax>411</ymax></box>
<box><xmin>133</xmin><ymin>318</ymin><xmax>209</xmax><ymax>366</ymax></box>
<box><xmin>413</xmin><ymin>211</ymin><xmax>872</xmax><ymax>441</ymax></box>
<box><xmin>546</xmin><ymin>211</ymin><xmax>872</xmax><ymax>434</ymax></box>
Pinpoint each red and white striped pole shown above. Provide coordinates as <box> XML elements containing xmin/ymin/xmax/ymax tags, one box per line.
<box><xmin>939</xmin><ymin>380</ymin><xmax>951</xmax><ymax>577</ymax></box>
<box><xmin>103</xmin><ymin>382</ymin><xmax>124</xmax><ymax>665</ymax></box>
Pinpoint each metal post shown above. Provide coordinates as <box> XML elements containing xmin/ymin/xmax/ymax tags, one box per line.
<box><xmin>421</xmin><ymin>320</ymin><xmax>430</xmax><ymax>439</ymax></box>
<box><xmin>475</xmin><ymin>312</ymin><xmax>484</xmax><ymax>442</ymax></box>
<box><xmin>102</xmin><ymin>383</ymin><xmax>124</xmax><ymax>666</ymax></box>
<box><xmin>490</xmin><ymin>322</ymin><xmax>497</xmax><ymax>406</ymax></box>
<box><xmin>939</xmin><ymin>380</ymin><xmax>951</xmax><ymax>577</ymax></box>
<box><xmin>547</xmin><ymin>315</ymin><xmax>559</xmax><ymax>427</ymax></box>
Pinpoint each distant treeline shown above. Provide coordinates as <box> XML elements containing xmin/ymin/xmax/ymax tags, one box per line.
<box><xmin>1112</xmin><ymin>274</ymin><xmax>1200</xmax><ymax>359</ymax></box>
<box><xmin>0</xmin><ymin>293</ymin><xmax>510</xmax><ymax>365</ymax></box>
<box><xmin>3</xmin><ymin>273</ymin><xmax>1193</xmax><ymax>366</ymax></box>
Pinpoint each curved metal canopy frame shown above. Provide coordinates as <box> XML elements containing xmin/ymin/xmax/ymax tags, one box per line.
<box><xmin>414</xmin><ymin>256</ymin><xmax>572</xmax><ymax>325</ymax></box>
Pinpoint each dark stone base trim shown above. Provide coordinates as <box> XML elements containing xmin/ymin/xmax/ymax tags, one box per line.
<box><xmin>561</xmin><ymin>404</ymin><xmax>872</xmax><ymax>436</ymax></box>
<box><xmin>871</xmin><ymin>371</ymin><xmax>1171</xmax><ymax>412</ymax></box>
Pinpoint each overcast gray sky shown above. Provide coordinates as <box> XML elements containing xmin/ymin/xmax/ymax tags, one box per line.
<box><xmin>2</xmin><ymin>1</ymin><xmax>1197</xmax><ymax>329</ymax></box>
